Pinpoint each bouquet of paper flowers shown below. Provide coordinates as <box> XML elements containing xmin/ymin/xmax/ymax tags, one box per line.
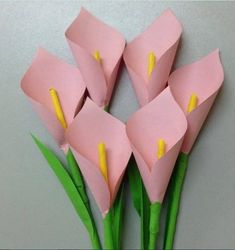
<box><xmin>21</xmin><ymin>8</ymin><xmax>224</xmax><ymax>250</ymax></box>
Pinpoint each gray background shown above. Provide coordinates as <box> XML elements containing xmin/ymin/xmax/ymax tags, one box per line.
<box><xmin>0</xmin><ymin>1</ymin><xmax>234</xmax><ymax>249</ymax></box>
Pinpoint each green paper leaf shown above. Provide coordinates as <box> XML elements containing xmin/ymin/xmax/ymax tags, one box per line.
<box><xmin>163</xmin><ymin>152</ymin><xmax>189</xmax><ymax>250</ymax></box>
<box><xmin>128</xmin><ymin>155</ymin><xmax>142</xmax><ymax>216</ymax></box>
<box><xmin>128</xmin><ymin>155</ymin><xmax>150</xmax><ymax>250</ymax></box>
<box><xmin>32</xmin><ymin>135</ymin><xmax>101</xmax><ymax>250</ymax></box>
<box><xmin>140</xmin><ymin>182</ymin><xmax>150</xmax><ymax>250</ymax></box>
<box><xmin>66</xmin><ymin>149</ymin><xmax>89</xmax><ymax>207</ymax></box>
<box><xmin>111</xmin><ymin>181</ymin><xmax>125</xmax><ymax>249</ymax></box>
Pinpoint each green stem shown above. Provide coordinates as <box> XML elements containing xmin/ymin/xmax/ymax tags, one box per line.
<box><xmin>148</xmin><ymin>202</ymin><xmax>161</xmax><ymax>250</ymax></box>
<box><xmin>103</xmin><ymin>210</ymin><xmax>115</xmax><ymax>249</ymax></box>
<box><xmin>163</xmin><ymin>152</ymin><xmax>189</xmax><ymax>250</ymax></box>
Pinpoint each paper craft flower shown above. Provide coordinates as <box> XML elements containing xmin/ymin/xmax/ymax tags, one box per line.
<box><xmin>65</xmin><ymin>8</ymin><xmax>125</xmax><ymax>108</ymax></box>
<box><xmin>168</xmin><ymin>49</ymin><xmax>224</xmax><ymax>153</ymax></box>
<box><xmin>126</xmin><ymin>87</ymin><xmax>187</xmax><ymax>203</ymax></box>
<box><xmin>65</xmin><ymin>98</ymin><xmax>132</xmax><ymax>216</ymax></box>
<box><xmin>21</xmin><ymin>48</ymin><xmax>86</xmax><ymax>150</ymax></box>
<box><xmin>123</xmin><ymin>9</ymin><xmax>182</xmax><ymax>107</ymax></box>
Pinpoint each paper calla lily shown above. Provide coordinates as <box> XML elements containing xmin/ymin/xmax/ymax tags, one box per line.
<box><xmin>123</xmin><ymin>9</ymin><xmax>182</xmax><ymax>107</ymax></box>
<box><xmin>164</xmin><ymin>50</ymin><xmax>224</xmax><ymax>250</ymax></box>
<box><xmin>65</xmin><ymin>8</ymin><xmax>126</xmax><ymax>107</ymax></box>
<box><xmin>65</xmin><ymin>98</ymin><xmax>132</xmax><ymax>216</ymax></box>
<box><xmin>126</xmin><ymin>87</ymin><xmax>187</xmax><ymax>203</ymax></box>
<box><xmin>21</xmin><ymin>48</ymin><xmax>86</xmax><ymax>150</ymax></box>
<box><xmin>168</xmin><ymin>49</ymin><xmax>224</xmax><ymax>153</ymax></box>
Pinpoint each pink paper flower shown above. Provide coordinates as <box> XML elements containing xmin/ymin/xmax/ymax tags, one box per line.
<box><xmin>65</xmin><ymin>8</ymin><xmax>125</xmax><ymax>108</ymax></box>
<box><xmin>168</xmin><ymin>49</ymin><xmax>224</xmax><ymax>153</ymax></box>
<box><xmin>126</xmin><ymin>88</ymin><xmax>187</xmax><ymax>203</ymax></box>
<box><xmin>21</xmin><ymin>48</ymin><xmax>86</xmax><ymax>150</ymax></box>
<box><xmin>65</xmin><ymin>98</ymin><xmax>132</xmax><ymax>216</ymax></box>
<box><xmin>123</xmin><ymin>9</ymin><xmax>182</xmax><ymax>107</ymax></box>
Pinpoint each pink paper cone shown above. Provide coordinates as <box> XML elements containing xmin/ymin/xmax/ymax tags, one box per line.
<box><xmin>126</xmin><ymin>87</ymin><xmax>187</xmax><ymax>203</ymax></box>
<box><xmin>65</xmin><ymin>98</ymin><xmax>132</xmax><ymax>216</ymax></box>
<box><xmin>123</xmin><ymin>9</ymin><xmax>182</xmax><ymax>107</ymax></box>
<box><xmin>65</xmin><ymin>7</ymin><xmax>126</xmax><ymax>107</ymax></box>
<box><xmin>21</xmin><ymin>48</ymin><xmax>86</xmax><ymax>151</ymax></box>
<box><xmin>168</xmin><ymin>49</ymin><xmax>224</xmax><ymax>153</ymax></box>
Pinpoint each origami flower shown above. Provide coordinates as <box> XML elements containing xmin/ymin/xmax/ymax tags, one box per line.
<box><xmin>21</xmin><ymin>48</ymin><xmax>86</xmax><ymax>150</ymax></box>
<box><xmin>168</xmin><ymin>49</ymin><xmax>224</xmax><ymax>153</ymax></box>
<box><xmin>126</xmin><ymin>87</ymin><xmax>187</xmax><ymax>203</ymax></box>
<box><xmin>65</xmin><ymin>98</ymin><xmax>132</xmax><ymax>216</ymax></box>
<box><xmin>164</xmin><ymin>50</ymin><xmax>224</xmax><ymax>250</ymax></box>
<box><xmin>123</xmin><ymin>9</ymin><xmax>182</xmax><ymax>107</ymax></box>
<box><xmin>65</xmin><ymin>8</ymin><xmax>125</xmax><ymax>108</ymax></box>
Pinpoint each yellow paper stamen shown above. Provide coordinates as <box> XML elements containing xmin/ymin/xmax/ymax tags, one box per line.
<box><xmin>157</xmin><ymin>139</ymin><xmax>166</xmax><ymax>159</ymax></box>
<box><xmin>49</xmin><ymin>88</ymin><xmax>67</xmax><ymax>129</ymax></box>
<box><xmin>93</xmin><ymin>51</ymin><xmax>101</xmax><ymax>63</ymax></box>
<box><xmin>98</xmin><ymin>142</ymin><xmax>108</xmax><ymax>182</ymax></box>
<box><xmin>187</xmin><ymin>94</ymin><xmax>198</xmax><ymax>113</ymax></box>
<box><xmin>147</xmin><ymin>52</ymin><xmax>156</xmax><ymax>78</ymax></box>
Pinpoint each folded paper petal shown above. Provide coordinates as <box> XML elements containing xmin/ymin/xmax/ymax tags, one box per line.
<box><xmin>168</xmin><ymin>49</ymin><xmax>224</xmax><ymax>153</ymax></box>
<box><xmin>65</xmin><ymin>7</ymin><xmax>126</xmax><ymax>107</ymax></box>
<box><xmin>126</xmin><ymin>88</ymin><xmax>187</xmax><ymax>203</ymax></box>
<box><xmin>123</xmin><ymin>9</ymin><xmax>182</xmax><ymax>106</ymax></box>
<box><xmin>21</xmin><ymin>48</ymin><xmax>86</xmax><ymax>149</ymax></box>
<box><xmin>65</xmin><ymin>98</ymin><xmax>132</xmax><ymax>215</ymax></box>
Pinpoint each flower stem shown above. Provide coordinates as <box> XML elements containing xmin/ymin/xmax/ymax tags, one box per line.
<box><xmin>103</xmin><ymin>210</ymin><xmax>115</xmax><ymax>249</ymax></box>
<box><xmin>148</xmin><ymin>202</ymin><xmax>161</xmax><ymax>250</ymax></box>
<box><xmin>163</xmin><ymin>152</ymin><xmax>189</xmax><ymax>250</ymax></box>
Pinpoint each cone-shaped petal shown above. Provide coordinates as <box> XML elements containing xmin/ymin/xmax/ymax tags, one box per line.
<box><xmin>123</xmin><ymin>9</ymin><xmax>182</xmax><ymax>106</ymax></box>
<box><xmin>168</xmin><ymin>49</ymin><xmax>224</xmax><ymax>153</ymax></box>
<box><xmin>126</xmin><ymin>88</ymin><xmax>187</xmax><ymax>203</ymax></box>
<box><xmin>65</xmin><ymin>98</ymin><xmax>132</xmax><ymax>216</ymax></box>
<box><xmin>65</xmin><ymin>7</ymin><xmax>126</xmax><ymax>107</ymax></box>
<box><xmin>21</xmin><ymin>48</ymin><xmax>86</xmax><ymax>150</ymax></box>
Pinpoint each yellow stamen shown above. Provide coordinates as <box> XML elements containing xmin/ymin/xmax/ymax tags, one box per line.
<box><xmin>147</xmin><ymin>52</ymin><xmax>156</xmax><ymax>78</ymax></box>
<box><xmin>98</xmin><ymin>142</ymin><xmax>108</xmax><ymax>182</ymax></box>
<box><xmin>187</xmin><ymin>94</ymin><xmax>198</xmax><ymax>113</ymax></box>
<box><xmin>93</xmin><ymin>50</ymin><xmax>101</xmax><ymax>63</ymax></box>
<box><xmin>49</xmin><ymin>88</ymin><xmax>67</xmax><ymax>129</ymax></box>
<box><xmin>157</xmin><ymin>139</ymin><xmax>166</xmax><ymax>159</ymax></box>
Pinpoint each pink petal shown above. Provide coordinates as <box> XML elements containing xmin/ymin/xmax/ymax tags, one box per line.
<box><xmin>168</xmin><ymin>49</ymin><xmax>224</xmax><ymax>153</ymax></box>
<box><xmin>65</xmin><ymin>7</ymin><xmax>125</xmax><ymax>107</ymax></box>
<box><xmin>21</xmin><ymin>48</ymin><xmax>86</xmax><ymax>148</ymax></box>
<box><xmin>126</xmin><ymin>87</ymin><xmax>187</xmax><ymax>203</ymax></box>
<box><xmin>123</xmin><ymin>9</ymin><xmax>182</xmax><ymax>106</ymax></box>
<box><xmin>65</xmin><ymin>98</ymin><xmax>132</xmax><ymax>215</ymax></box>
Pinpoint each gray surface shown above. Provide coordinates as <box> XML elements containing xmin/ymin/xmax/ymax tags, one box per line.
<box><xmin>0</xmin><ymin>1</ymin><xmax>234</xmax><ymax>249</ymax></box>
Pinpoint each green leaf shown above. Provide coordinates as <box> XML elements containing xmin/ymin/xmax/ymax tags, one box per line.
<box><xmin>128</xmin><ymin>155</ymin><xmax>142</xmax><ymax>216</ymax></box>
<box><xmin>66</xmin><ymin>149</ymin><xmax>89</xmax><ymax>207</ymax></box>
<box><xmin>31</xmin><ymin>135</ymin><xmax>101</xmax><ymax>250</ymax></box>
<box><xmin>141</xmin><ymin>181</ymin><xmax>150</xmax><ymax>250</ymax></box>
<box><xmin>111</xmin><ymin>181</ymin><xmax>125</xmax><ymax>249</ymax></box>
<box><xmin>128</xmin><ymin>155</ymin><xmax>150</xmax><ymax>250</ymax></box>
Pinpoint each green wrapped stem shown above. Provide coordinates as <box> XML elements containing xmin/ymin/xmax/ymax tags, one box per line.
<box><xmin>163</xmin><ymin>152</ymin><xmax>189</xmax><ymax>250</ymax></box>
<box><xmin>148</xmin><ymin>202</ymin><xmax>161</xmax><ymax>250</ymax></box>
<box><xmin>103</xmin><ymin>210</ymin><xmax>115</xmax><ymax>249</ymax></box>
